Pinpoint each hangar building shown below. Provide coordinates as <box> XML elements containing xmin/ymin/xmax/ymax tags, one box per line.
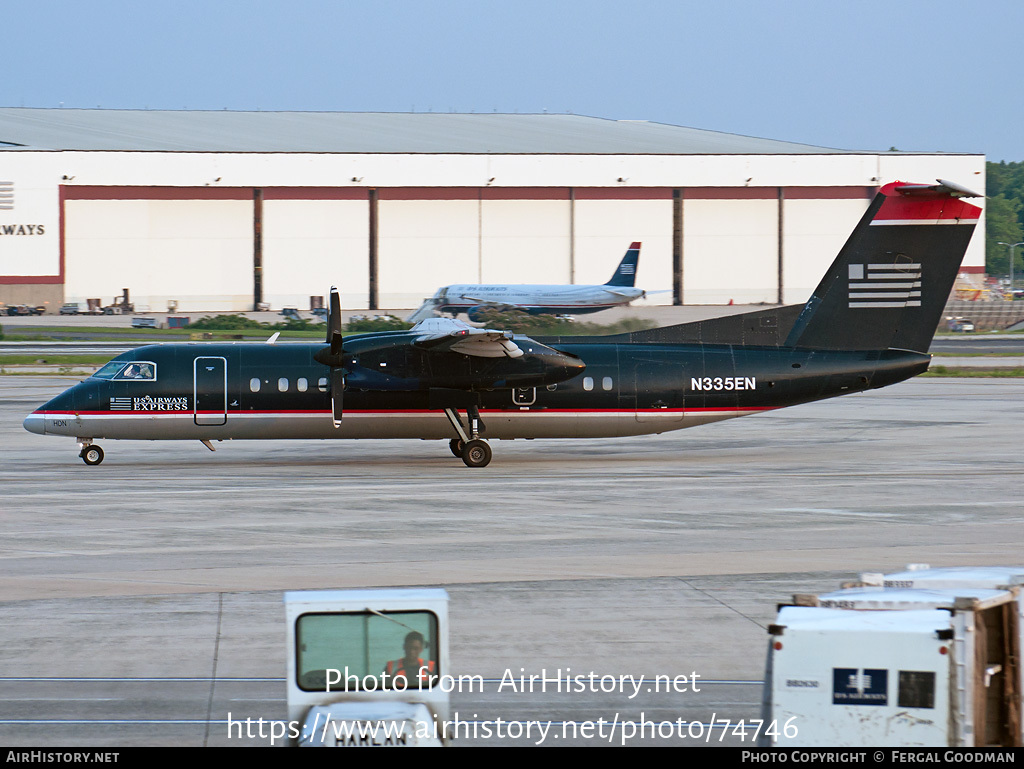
<box><xmin>0</xmin><ymin>108</ymin><xmax>985</xmax><ymax>313</ymax></box>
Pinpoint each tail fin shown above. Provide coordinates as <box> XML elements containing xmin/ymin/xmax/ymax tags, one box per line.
<box><xmin>784</xmin><ymin>180</ymin><xmax>982</xmax><ymax>352</ymax></box>
<box><xmin>605</xmin><ymin>242</ymin><xmax>641</xmax><ymax>287</ymax></box>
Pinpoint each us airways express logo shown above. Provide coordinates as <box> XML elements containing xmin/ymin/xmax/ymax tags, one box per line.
<box><xmin>847</xmin><ymin>262</ymin><xmax>921</xmax><ymax>309</ymax></box>
<box><xmin>110</xmin><ymin>396</ymin><xmax>189</xmax><ymax>411</ymax></box>
<box><xmin>0</xmin><ymin>224</ymin><xmax>45</xmax><ymax>235</ymax></box>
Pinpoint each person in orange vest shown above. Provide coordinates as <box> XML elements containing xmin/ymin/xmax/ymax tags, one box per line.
<box><xmin>385</xmin><ymin>631</ymin><xmax>436</xmax><ymax>688</ymax></box>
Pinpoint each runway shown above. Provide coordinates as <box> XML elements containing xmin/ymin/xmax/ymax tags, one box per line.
<box><xmin>3</xmin><ymin>376</ymin><xmax>1023</xmax><ymax>746</ymax></box>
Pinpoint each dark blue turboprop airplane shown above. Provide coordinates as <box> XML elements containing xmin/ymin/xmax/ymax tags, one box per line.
<box><xmin>24</xmin><ymin>180</ymin><xmax>981</xmax><ymax>468</ymax></box>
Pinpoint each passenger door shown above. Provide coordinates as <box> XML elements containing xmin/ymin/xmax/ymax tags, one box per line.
<box><xmin>194</xmin><ymin>356</ymin><xmax>227</xmax><ymax>426</ymax></box>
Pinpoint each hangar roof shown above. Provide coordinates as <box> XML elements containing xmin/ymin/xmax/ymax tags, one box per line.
<box><xmin>0</xmin><ymin>108</ymin><xmax>869</xmax><ymax>154</ymax></box>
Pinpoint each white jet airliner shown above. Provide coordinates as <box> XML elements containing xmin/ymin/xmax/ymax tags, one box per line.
<box><xmin>408</xmin><ymin>242</ymin><xmax>645</xmax><ymax>322</ymax></box>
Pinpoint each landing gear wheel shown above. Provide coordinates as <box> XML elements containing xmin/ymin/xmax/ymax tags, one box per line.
<box><xmin>449</xmin><ymin>438</ymin><xmax>465</xmax><ymax>458</ymax></box>
<box><xmin>80</xmin><ymin>445</ymin><xmax>104</xmax><ymax>466</ymax></box>
<box><xmin>461</xmin><ymin>439</ymin><xmax>492</xmax><ymax>468</ymax></box>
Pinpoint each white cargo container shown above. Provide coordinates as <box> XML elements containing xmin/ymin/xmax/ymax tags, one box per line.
<box><xmin>763</xmin><ymin>573</ymin><xmax>1022</xmax><ymax>747</ymax></box>
<box><xmin>871</xmin><ymin>565</ymin><xmax>1024</xmax><ymax>594</ymax></box>
<box><xmin>285</xmin><ymin>588</ymin><xmax>450</xmax><ymax>747</ymax></box>
<box><xmin>870</xmin><ymin>565</ymin><xmax>1024</xmax><ymax>746</ymax></box>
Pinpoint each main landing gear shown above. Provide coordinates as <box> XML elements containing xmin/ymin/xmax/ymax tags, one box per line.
<box><xmin>78</xmin><ymin>440</ymin><xmax>104</xmax><ymax>466</ymax></box>
<box><xmin>443</xmin><ymin>407</ymin><xmax>492</xmax><ymax>468</ymax></box>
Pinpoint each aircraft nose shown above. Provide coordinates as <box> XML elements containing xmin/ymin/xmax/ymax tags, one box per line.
<box><xmin>23</xmin><ymin>411</ymin><xmax>46</xmax><ymax>435</ymax></box>
<box><xmin>23</xmin><ymin>385</ymin><xmax>78</xmax><ymax>435</ymax></box>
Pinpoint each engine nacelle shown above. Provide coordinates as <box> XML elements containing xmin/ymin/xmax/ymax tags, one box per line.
<box><xmin>466</xmin><ymin>305</ymin><xmax>490</xmax><ymax>323</ymax></box>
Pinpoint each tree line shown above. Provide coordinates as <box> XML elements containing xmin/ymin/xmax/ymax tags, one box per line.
<box><xmin>986</xmin><ymin>161</ymin><xmax>1024</xmax><ymax>275</ymax></box>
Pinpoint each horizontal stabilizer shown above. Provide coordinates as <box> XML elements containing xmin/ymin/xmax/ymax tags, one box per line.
<box><xmin>893</xmin><ymin>179</ymin><xmax>983</xmax><ymax>198</ymax></box>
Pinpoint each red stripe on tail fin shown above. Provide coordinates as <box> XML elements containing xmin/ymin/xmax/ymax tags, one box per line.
<box><xmin>872</xmin><ymin>181</ymin><xmax>982</xmax><ymax>224</ymax></box>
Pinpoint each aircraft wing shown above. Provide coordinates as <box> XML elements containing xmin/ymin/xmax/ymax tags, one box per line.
<box><xmin>406</xmin><ymin>299</ymin><xmax>440</xmax><ymax>323</ymax></box>
<box><xmin>410</xmin><ymin>317</ymin><xmax>524</xmax><ymax>358</ymax></box>
<box><xmin>456</xmin><ymin>295</ymin><xmax>528</xmax><ymax>311</ymax></box>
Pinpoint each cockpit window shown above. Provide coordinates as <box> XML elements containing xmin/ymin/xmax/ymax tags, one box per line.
<box><xmin>118</xmin><ymin>362</ymin><xmax>156</xmax><ymax>380</ymax></box>
<box><xmin>92</xmin><ymin>361</ymin><xmax>128</xmax><ymax>380</ymax></box>
<box><xmin>92</xmin><ymin>361</ymin><xmax>157</xmax><ymax>381</ymax></box>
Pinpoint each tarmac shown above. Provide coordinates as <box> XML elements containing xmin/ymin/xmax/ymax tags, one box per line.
<box><xmin>2</xmin><ymin>376</ymin><xmax>1023</xmax><ymax>746</ymax></box>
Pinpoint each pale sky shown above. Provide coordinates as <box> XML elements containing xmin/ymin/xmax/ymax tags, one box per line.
<box><xmin>6</xmin><ymin>0</ymin><xmax>1022</xmax><ymax>160</ymax></box>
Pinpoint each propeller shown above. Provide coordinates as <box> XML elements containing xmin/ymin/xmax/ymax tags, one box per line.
<box><xmin>313</xmin><ymin>287</ymin><xmax>344</xmax><ymax>425</ymax></box>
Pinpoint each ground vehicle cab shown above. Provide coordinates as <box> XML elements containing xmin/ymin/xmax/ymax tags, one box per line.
<box><xmin>285</xmin><ymin>588</ymin><xmax>451</xmax><ymax>747</ymax></box>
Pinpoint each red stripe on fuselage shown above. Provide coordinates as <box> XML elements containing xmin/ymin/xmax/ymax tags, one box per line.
<box><xmin>34</xmin><ymin>406</ymin><xmax>777</xmax><ymax>417</ymax></box>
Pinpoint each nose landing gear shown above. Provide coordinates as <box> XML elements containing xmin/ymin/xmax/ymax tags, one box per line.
<box><xmin>460</xmin><ymin>439</ymin><xmax>492</xmax><ymax>468</ymax></box>
<box><xmin>78</xmin><ymin>441</ymin><xmax>105</xmax><ymax>466</ymax></box>
<box><xmin>442</xmin><ymin>406</ymin><xmax>492</xmax><ymax>468</ymax></box>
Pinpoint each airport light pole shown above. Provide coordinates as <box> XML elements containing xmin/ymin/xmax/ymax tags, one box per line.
<box><xmin>997</xmin><ymin>241</ymin><xmax>1024</xmax><ymax>297</ymax></box>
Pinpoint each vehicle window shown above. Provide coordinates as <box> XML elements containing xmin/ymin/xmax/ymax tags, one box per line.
<box><xmin>583</xmin><ymin>377</ymin><xmax>594</xmax><ymax>391</ymax></box>
<box><xmin>297</xmin><ymin>378</ymin><xmax>308</xmax><ymax>393</ymax></box>
<box><xmin>318</xmin><ymin>377</ymin><xmax>329</xmax><ymax>393</ymax></box>
<box><xmin>278</xmin><ymin>377</ymin><xmax>289</xmax><ymax>392</ymax></box>
<box><xmin>602</xmin><ymin>377</ymin><xmax>613</xmax><ymax>391</ymax></box>
<box><xmin>250</xmin><ymin>378</ymin><xmax>261</xmax><ymax>393</ymax></box>
<box><xmin>296</xmin><ymin>611</ymin><xmax>439</xmax><ymax>692</ymax></box>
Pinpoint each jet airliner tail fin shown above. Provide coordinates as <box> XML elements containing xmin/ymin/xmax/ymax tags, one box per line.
<box><xmin>605</xmin><ymin>242</ymin><xmax>641</xmax><ymax>287</ymax></box>
<box><xmin>784</xmin><ymin>180</ymin><xmax>982</xmax><ymax>353</ymax></box>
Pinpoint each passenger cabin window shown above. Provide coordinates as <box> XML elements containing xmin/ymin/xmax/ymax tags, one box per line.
<box><xmin>250</xmin><ymin>378</ymin><xmax>261</xmax><ymax>393</ymax></box>
<box><xmin>92</xmin><ymin>361</ymin><xmax>157</xmax><ymax>381</ymax></box>
<box><xmin>278</xmin><ymin>378</ymin><xmax>289</xmax><ymax>392</ymax></box>
<box><xmin>583</xmin><ymin>377</ymin><xmax>594</xmax><ymax>392</ymax></box>
<box><xmin>297</xmin><ymin>378</ymin><xmax>308</xmax><ymax>393</ymax></box>
<box><xmin>603</xmin><ymin>377</ymin><xmax>613</xmax><ymax>391</ymax></box>
<box><xmin>318</xmin><ymin>377</ymin><xmax>329</xmax><ymax>393</ymax></box>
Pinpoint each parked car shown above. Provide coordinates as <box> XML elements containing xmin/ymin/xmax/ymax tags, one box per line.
<box><xmin>947</xmin><ymin>317</ymin><xmax>975</xmax><ymax>332</ymax></box>
<box><xmin>60</xmin><ymin>302</ymin><xmax>82</xmax><ymax>315</ymax></box>
<box><xmin>131</xmin><ymin>316</ymin><xmax>158</xmax><ymax>329</ymax></box>
<box><xmin>8</xmin><ymin>304</ymin><xmax>46</xmax><ymax>316</ymax></box>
